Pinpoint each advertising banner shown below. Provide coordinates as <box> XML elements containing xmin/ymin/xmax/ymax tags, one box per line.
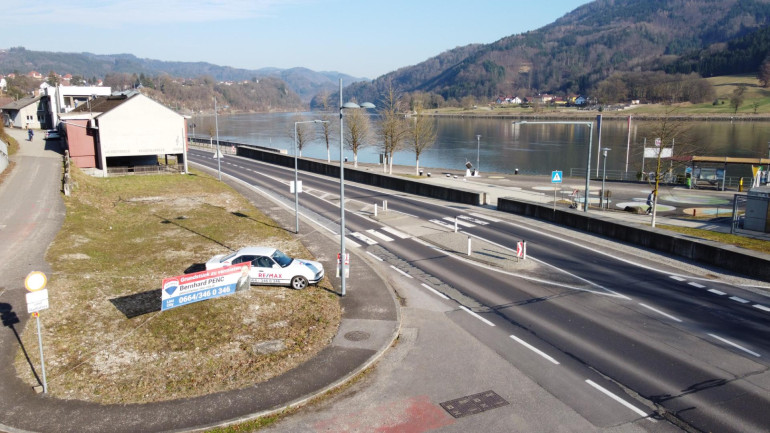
<box><xmin>161</xmin><ymin>263</ymin><xmax>251</xmax><ymax>311</ymax></box>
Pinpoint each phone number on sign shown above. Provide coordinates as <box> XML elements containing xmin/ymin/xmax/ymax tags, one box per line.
<box><xmin>177</xmin><ymin>286</ymin><xmax>233</xmax><ymax>304</ymax></box>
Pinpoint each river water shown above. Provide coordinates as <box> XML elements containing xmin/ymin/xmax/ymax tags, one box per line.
<box><xmin>190</xmin><ymin>112</ymin><xmax>770</xmax><ymax>178</ymax></box>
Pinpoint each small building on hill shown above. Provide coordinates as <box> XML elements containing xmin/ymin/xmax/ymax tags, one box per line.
<box><xmin>60</xmin><ymin>91</ymin><xmax>188</xmax><ymax>176</ymax></box>
<box><xmin>1</xmin><ymin>96</ymin><xmax>50</xmax><ymax>129</ymax></box>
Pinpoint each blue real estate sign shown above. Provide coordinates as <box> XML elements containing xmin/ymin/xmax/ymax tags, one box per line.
<box><xmin>161</xmin><ymin>263</ymin><xmax>251</xmax><ymax>311</ymax></box>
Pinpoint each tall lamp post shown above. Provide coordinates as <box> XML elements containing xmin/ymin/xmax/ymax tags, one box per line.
<box><xmin>601</xmin><ymin>148</ymin><xmax>611</xmax><ymax>210</ymax></box>
<box><xmin>293</xmin><ymin>119</ymin><xmax>329</xmax><ymax>234</ymax></box>
<box><xmin>338</xmin><ymin>78</ymin><xmax>375</xmax><ymax>296</ymax></box>
<box><xmin>214</xmin><ymin>97</ymin><xmax>221</xmax><ymax>181</ymax></box>
<box><xmin>514</xmin><ymin>120</ymin><xmax>594</xmax><ymax>212</ymax></box>
<box><xmin>476</xmin><ymin>134</ymin><xmax>481</xmax><ymax>176</ymax></box>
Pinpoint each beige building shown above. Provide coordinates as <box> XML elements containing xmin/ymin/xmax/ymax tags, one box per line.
<box><xmin>61</xmin><ymin>91</ymin><xmax>188</xmax><ymax>176</ymax></box>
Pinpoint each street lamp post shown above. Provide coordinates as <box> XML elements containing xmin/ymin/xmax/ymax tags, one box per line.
<box><xmin>514</xmin><ymin>120</ymin><xmax>594</xmax><ymax>212</ymax></box>
<box><xmin>338</xmin><ymin>78</ymin><xmax>374</xmax><ymax>296</ymax></box>
<box><xmin>601</xmin><ymin>148</ymin><xmax>611</xmax><ymax>210</ymax></box>
<box><xmin>294</xmin><ymin>119</ymin><xmax>329</xmax><ymax>234</ymax></box>
<box><xmin>476</xmin><ymin>134</ymin><xmax>481</xmax><ymax>176</ymax></box>
<box><xmin>214</xmin><ymin>97</ymin><xmax>221</xmax><ymax>181</ymax></box>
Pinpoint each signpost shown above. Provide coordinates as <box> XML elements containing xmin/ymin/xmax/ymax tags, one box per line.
<box><xmin>336</xmin><ymin>253</ymin><xmax>350</xmax><ymax>278</ymax></box>
<box><xmin>551</xmin><ymin>170</ymin><xmax>563</xmax><ymax>211</ymax></box>
<box><xmin>24</xmin><ymin>271</ymin><xmax>48</xmax><ymax>393</ymax></box>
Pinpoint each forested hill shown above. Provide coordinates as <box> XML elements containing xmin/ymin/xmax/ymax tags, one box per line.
<box><xmin>342</xmin><ymin>0</ymin><xmax>770</xmax><ymax>105</ymax></box>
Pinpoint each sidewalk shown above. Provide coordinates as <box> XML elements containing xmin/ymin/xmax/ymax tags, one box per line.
<box><xmin>0</xmin><ymin>128</ymin><xmax>400</xmax><ymax>433</ymax></box>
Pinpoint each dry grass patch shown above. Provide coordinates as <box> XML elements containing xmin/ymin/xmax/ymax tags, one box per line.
<box><xmin>14</xmin><ymin>167</ymin><xmax>340</xmax><ymax>404</ymax></box>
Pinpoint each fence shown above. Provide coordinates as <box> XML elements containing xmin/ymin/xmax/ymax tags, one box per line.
<box><xmin>568</xmin><ymin>167</ymin><xmax>751</xmax><ymax>190</ymax></box>
<box><xmin>106</xmin><ymin>164</ymin><xmax>184</xmax><ymax>176</ymax></box>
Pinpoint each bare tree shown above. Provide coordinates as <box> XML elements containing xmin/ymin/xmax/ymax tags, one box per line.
<box><xmin>376</xmin><ymin>84</ymin><xmax>409</xmax><ymax>174</ymax></box>
<box><xmin>730</xmin><ymin>85</ymin><xmax>746</xmax><ymax>114</ymax></box>
<box><xmin>758</xmin><ymin>57</ymin><xmax>770</xmax><ymax>88</ymax></box>
<box><xmin>344</xmin><ymin>108</ymin><xmax>372</xmax><ymax>167</ymax></box>
<box><xmin>409</xmin><ymin>102</ymin><xmax>437</xmax><ymax>175</ymax></box>
<box><xmin>316</xmin><ymin>91</ymin><xmax>335</xmax><ymax>162</ymax></box>
<box><xmin>289</xmin><ymin>115</ymin><xmax>316</xmax><ymax>157</ymax></box>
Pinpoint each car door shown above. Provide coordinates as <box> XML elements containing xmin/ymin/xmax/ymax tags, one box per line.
<box><xmin>250</xmin><ymin>256</ymin><xmax>285</xmax><ymax>285</ymax></box>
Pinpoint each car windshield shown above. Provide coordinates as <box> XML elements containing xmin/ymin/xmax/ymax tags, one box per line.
<box><xmin>221</xmin><ymin>252</ymin><xmax>238</xmax><ymax>263</ymax></box>
<box><xmin>271</xmin><ymin>250</ymin><xmax>293</xmax><ymax>267</ymax></box>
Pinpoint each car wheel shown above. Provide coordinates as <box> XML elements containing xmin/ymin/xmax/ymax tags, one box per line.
<box><xmin>290</xmin><ymin>275</ymin><xmax>308</xmax><ymax>290</ymax></box>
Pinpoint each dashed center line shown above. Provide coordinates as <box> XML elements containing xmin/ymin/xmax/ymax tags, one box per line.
<box><xmin>729</xmin><ymin>296</ymin><xmax>750</xmax><ymax>304</ymax></box>
<box><xmin>754</xmin><ymin>304</ymin><xmax>770</xmax><ymax>312</ymax></box>
<box><xmin>688</xmin><ymin>282</ymin><xmax>706</xmax><ymax>288</ymax></box>
<box><xmin>459</xmin><ymin>306</ymin><xmax>495</xmax><ymax>327</ymax></box>
<box><xmin>708</xmin><ymin>289</ymin><xmax>726</xmax><ymax>296</ymax></box>
<box><xmin>510</xmin><ymin>335</ymin><xmax>560</xmax><ymax>365</ymax></box>
<box><xmin>420</xmin><ymin>283</ymin><xmax>449</xmax><ymax>300</ymax></box>
<box><xmin>669</xmin><ymin>276</ymin><xmax>686</xmax><ymax>282</ymax></box>
<box><xmin>585</xmin><ymin>380</ymin><xmax>652</xmax><ymax>419</ymax></box>
<box><xmin>638</xmin><ymin>303</ymin><xmax>682</xmax><ymax>323</ymax></box>
<box><xmin>708</xmin><ymin>333</ymin><xmax>761</xmax><ymax>357</ymax></box>
<box><xmin>389</xmin><ymin>265</ymin><xmax>413</xmax><ymax>279</ymax></box>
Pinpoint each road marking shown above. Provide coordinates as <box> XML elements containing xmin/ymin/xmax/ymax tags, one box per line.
<box><xmin>459</xmin><ymin>306</ymin><xmax>495</xmax><ymax>327</ymax></box>
<box><xmin>509</xmin><ymin>335</ymin><xmax>560</xmax><ymax>365</ymax></box>
<box><xmin>585</xmin><ymin>380</ymin><xmax>651</xmax><ymax>419</ymax></box>
<box><xmin>391</xmin><ymin>210</ymin><xmax>418</xmax><ymax>218</ymax></box>
<box><xmin>708</xmin><ymin>333</ymin><xmax>761</xmax><ymax>357</ymax></box>
<box><xmin>430</xmin><ymin>219</ymin><xmax>455</xmax><ymax>229</ymax></box>
<box><xmin>443</xmin><ymin>217</ymin><xmax>475</xmax><ymax>227</ymax></box>
<box><xmin>458</xmin><ymin>215</ymin><xmax>489</xmax><ymax>225</ymax></box>
<box><xmin>708</xmin><ymin>289</ymin><xmax>726</xmax><ymax>295</ymax></box>
<box><xmin>350</xmin><ymin>232</ymin><xmax>378</xmax><ymax>245</ymax></box>
<box><xmin>688</xmin><ymin>282</ymin><xmax>706</xmax><ymax>288</ymax></box>
<box><xmin>729</xmin><ymin>296</ymin><xmax>750</xmax><ymax>304</ymax></box>
<box><xmin>638</xmin><ymin>303</ymin><xmax>682</xmax><ymax>322</ymax></box>
<box><xmin>754</xmin><ymin>304</ymin><xmax>770</xmax><ymax>312</ymax></box>
<box><xmin>380</xmin><ymin>226</ymin><xmax>410</xmax><ymax>239</ymax></box>
<box><xmin>669</xmin><ymin>276</ymin><xmax>686</xmax><ymax>282</ymax></box>
<box><xmin>367</xmin><ymin>229</ymin><xmax>394</xmax><ymax>242</ymax></box>
<box><xmin>390</xmin><ymin>265</ymin><xmax>413</xmax><ymax>279</ymax></box>
<box><xmin>469</xmin><ymin>212</ymin><xmax>501</xmax><ymax>223</ymax></box>
<box><xmin>366</xmin><ymin>251</ymin><xmax>383</xmax><ymax>262</ymax></box>
<box><xmin>421</xmin><ymin>283</ymin><xmax>449</xmax><ymax>300</ymax></box>
<box><xmin>345</xmin><ymin>238</ymin><xmax>361</xmax><ymax>248</ymax></box>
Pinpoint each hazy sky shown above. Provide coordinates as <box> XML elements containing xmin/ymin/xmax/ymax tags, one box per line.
<box><xmin>5</xmin><ymin>0</ymin><xmax>592</xmax><ymax>78</ymax></box>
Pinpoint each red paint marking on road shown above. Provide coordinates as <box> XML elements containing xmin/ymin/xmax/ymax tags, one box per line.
<box><xmin>313</xmin><ymin>395</ymin><xmax>455</xmax><ymax>433</ymax></box>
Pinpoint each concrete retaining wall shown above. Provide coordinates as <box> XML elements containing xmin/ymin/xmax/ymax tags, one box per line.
<box><xmin>237</xmin><ymin>145</ymin><xmax>484</xmax><ymax>205</ymax></box>
<box><xmin>498</xmin><ymin>197</ymin><xmax>770</xmax><ymax>282</ymax></box>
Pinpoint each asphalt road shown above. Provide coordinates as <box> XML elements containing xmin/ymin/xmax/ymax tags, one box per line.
<box><xmin>190</xmin><ymin>149</ymin><xmax>770</xmax><ymax>432</ymax></box>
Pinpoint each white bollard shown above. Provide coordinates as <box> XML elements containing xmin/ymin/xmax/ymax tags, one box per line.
<box><xmin>467</xmin><ymin>236</ymin><xmax>472</xmax><ymax>256</ymax></box>
<box><xmin>455</xmin><ymin>217</ymin><xmax>458</xmax><ymax>233</ymax></box>
<box><xmin>374</xmin><ymin>203</ymin><xmax>378</xmax><ymax>217</ymax></box>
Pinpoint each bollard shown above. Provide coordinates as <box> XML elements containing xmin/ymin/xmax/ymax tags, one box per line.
<box><xmin>455</xmin><ymin>217</ymin><xmax>458</xmax><ymax>233</ymax></box>
<box><xmin>693</xmin><ymin>209</ymin><xmax>696</xmax><ymax>217</ymax></box>
<box><xmin>467</xmin><ymin>236</ymin><xmax>472</xmax><ymax>256</ymax></box>
<box><xmin>374</xmin><ymin>203</ymin><xmax>377</xmax><ymax>217</ymax></box>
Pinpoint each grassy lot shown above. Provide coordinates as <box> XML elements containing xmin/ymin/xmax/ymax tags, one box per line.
<box><xmin>15</xmin><ymin>167</ymin><xmax>340</xmax><ymax>404</ymax></box>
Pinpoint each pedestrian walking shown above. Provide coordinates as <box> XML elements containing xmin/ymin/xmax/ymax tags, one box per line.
<box><xmin>27</xmin><ymin>128</ymin><xmax>33</xmax><ymax>141</ymax></box>
<box><xmin>646</xmin><ymin>190</ymin><xmax>654</xmax><ymax>214</ymax></box>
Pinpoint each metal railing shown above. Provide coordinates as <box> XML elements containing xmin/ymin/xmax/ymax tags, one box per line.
<box><xmin>107</xmin><ymin>164</ymin><xmax>183</xmax><ymax>176</ymax></box>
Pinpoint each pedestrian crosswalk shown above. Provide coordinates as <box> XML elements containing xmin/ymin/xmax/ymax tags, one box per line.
<box><xmin>346</xmin><ymin>213</ymin><xmax>501</xmax><ymax>248</ymax></box>
<box><xmin>348</xmin><ymin>227</ymin><xmax>409</xmax><ymax>247</ymax></box>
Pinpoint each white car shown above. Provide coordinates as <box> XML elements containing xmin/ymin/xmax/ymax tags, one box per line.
<box><xmin>44</xmin><ymin>130</ymin><xmax>61</xmax><ymax>140</ymax></box>
<box><xmin>205</xmin><ymin>246</ymin><xmax>324</xmax><ymax>290</ymax></box>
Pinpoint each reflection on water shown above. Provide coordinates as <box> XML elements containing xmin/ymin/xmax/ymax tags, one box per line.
<box><xmin>191</xmin><ymin>112</ymin><xmax>770</xmax><ymax>177</ymax></box>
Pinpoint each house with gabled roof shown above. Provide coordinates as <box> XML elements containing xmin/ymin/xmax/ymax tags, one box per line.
<box><xmin>60</xmin><ymin>91</ymin><xmax>188</xmax><ymax>176</ymax></box>
<box><xmin>1</xmin><ymin>96</ymin><xmax>51</xmax><ymax>129</ymax></box>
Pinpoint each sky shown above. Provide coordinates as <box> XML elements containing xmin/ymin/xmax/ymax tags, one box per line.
<box><xmin>4</xmin><ymin>0</ymin><xmax>592</xmax><ymax>79</ymax></box>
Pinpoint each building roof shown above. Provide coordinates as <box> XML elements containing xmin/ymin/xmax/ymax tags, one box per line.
<box><xmin>68</xmin><ymin>93</ymin><xmax>132</xmax><ymax>115</ymax></box>
<box><xmin>0</xmin><ymin>96</ymin><xmax>41</xmax><ymax>110</ymax></box>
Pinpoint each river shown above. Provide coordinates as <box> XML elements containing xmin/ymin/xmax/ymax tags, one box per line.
<box><xmin>190</xmin><ymin>112</ymin><xmax>770</xmax><ymax>178</ymax></box>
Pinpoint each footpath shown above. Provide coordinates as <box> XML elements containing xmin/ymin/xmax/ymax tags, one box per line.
<box><xmin>0</xmin><ymin>129</ymin><xmax>399</xmax><ymax>433</ymax></box>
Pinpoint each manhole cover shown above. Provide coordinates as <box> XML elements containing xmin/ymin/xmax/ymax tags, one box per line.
<box><xmin>344</xmin><ymin>331</ymin><xmax>370</xmax><ymax>342</ymax></box>
<box><xmin>440</xmin><ymin>390</ymin><xmax>509</xmax><ymax>418</ymax></box>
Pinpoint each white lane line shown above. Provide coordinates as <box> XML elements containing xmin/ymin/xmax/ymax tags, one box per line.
<box><xmin>708</xmin><ymin>289</ymin><xmax>727</xmax><ymax>296</ymax></box>
<box><xmin>350</xmin><ymin>232</ymin><xmax>378</xmax><ymax>245</ymax></box>
<box><xmin>729</xmin><ymin>296</ymin><xmax>750</xmax><ymax>304</ymax></box>
<box><xmin>458</xmin><ymin>215</ymin><xmax>489</xmax><ymax>225</ymax></box>
<box><xmin>509</xmin><ymin>335</ymin><xmax>560</xmax><ymax>365</ymax></box>
<box><xmin>380</xmin><ymin>226</ymin><xmax>410</xmax><ymax>239</ymax></box>
<box><xmin>459</xmin><ymin>306</ymin><xmax>495</xmax><ymax>327</ymax></box>
<box><xmin>367</xmin><ymin>229</ymin><xmax>394</xmax><ymax>242</ymax></box>
<box><xmin>638</xmin><ymin>303</ymin><xmax>682</xmax><ymax>323</ymax></box>
<box><xmin>443</xmin><ymin>217</ymin><xmax>475</xmax><ymax>227</ymax></box>
<box><xmin>391</xmin><ymin>210</ymin><xmax>418</xmax><ymax>218</ymax></box>
<box><xmin>469</xmin><ymin>212</ymin><xmax>502</xmax><ymax>223</ymax></box>
<box><xmin>421</xmin><ymin>283</ymin><xmax>449</xmax><ymax>300</ymax></box>
<box><xmin>708</xmin><ymin>333</ymin><xmax>761</xmax><ymax>357</ymax></box>
<box><xmin>688</xmin><ymin>282</ymin><xmax>706</xmax><ymax>288</ymax></box>
<box><xmin>389</xmin><ymin>265</ymin><xmax>413</xmax><ymax>279</ymax></box>
<box><xmin>669</xmin><ymin>276</ymin><xmax>686</xmax><ymax>282</ymax></box>
<box><xmin>430</xmin><ymin>219</ymin><xmax>455</xmax><ymax>229</ymax></box>
<box><xmin>366</xmin><ymin>251</ymin><xmax>383</xmax><ymax>262</ymax></box>
<box><xmin>754</xmin><ymin>304</ymin><xmax>770</xmax><ymax>312</ymax></box>
<box><xmin>585</xmin><ymin>380</ymin><xmax>651</xmax><ymax>419</ymax></box>
<box><xmin>345</xmin><ymin>238</ymin><xmax>361</xmax><ymax>248</ymax></box>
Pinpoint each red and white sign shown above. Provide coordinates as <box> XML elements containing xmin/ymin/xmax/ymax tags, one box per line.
<box><xmin>161</xmin><ymin>263</ymin><xmax>250</xmax><ymax>311</ymax></box>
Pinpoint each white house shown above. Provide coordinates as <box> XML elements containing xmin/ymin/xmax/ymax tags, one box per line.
<box><xmin>60</xmin><ymin>91</ymin><xmax>188</xmax><ymax>176</ymax></box>
<box><xmin>43</xmin><ymin>84</ymin><xmax>112</xmax><ymax>128</ymax></box>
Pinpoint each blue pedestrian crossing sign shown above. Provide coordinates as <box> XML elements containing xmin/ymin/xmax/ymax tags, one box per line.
<box><xmin>551</xmin><ymin>170</ymin><xmax>563</xmax><ymax>183</ymax></box>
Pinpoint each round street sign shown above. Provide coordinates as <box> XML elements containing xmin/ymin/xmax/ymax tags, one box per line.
<box><xmin>25</xmin><ymin>271</ymin><xmax>47</xmax><ymax>292</ymax></box>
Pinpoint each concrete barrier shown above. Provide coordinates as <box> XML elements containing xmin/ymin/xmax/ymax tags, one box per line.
<box><xmin>498</xmin><ymin>197</ymin><xmax>770</xmax><ymax>282</ymax></box>
<box><xmin>237</xmin><ymin>145</ymin><xmax>484</xmax><ymax>205</ymax></box>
